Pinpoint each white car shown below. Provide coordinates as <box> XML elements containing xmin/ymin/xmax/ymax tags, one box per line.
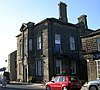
<box><xmin>87</xmin><ymin>80</ymin><xmax>100</xmax><ymax>90</ymax></box>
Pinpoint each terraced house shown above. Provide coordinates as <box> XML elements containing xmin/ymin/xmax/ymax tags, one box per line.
<box><xmin>81</xmin><ymin>29</ymin><xmax>100</xmax><ymax>81</ymax></box>
<box><xmin>16</xmin><ymin>2</ymin><xmax>94</xmax><ymax>82</ymax></box>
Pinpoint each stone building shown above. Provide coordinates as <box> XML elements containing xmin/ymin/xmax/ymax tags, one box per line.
<box><xmin>16</xmin><ymin>2</ymin><xmax>93</xmax><ymax>82</ymax></box>
<box><xmin>8</xmin><ymin>50</ymin><xmax>17</xmax><ymax>81</ymax></box>
<box><xmin>81</xmin><ymin>29</ymin><xmax>100</xmax><ymax>81</ymax></box>
<box><xmin>16</xmin><ymin>22</ymin><xmax>34</xmax><ymax>82</ymax></box>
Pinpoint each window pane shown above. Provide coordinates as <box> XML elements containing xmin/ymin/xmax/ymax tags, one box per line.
<box><xmin>56</xmin><ymin>67</ymin><xmax>60</xmax><ymax>74</ymax></box>
<box><xmin>55</xmin><ymin>44</ymin><xmax>61</xmax><ymax>53</ymax></box>
<box><xmin>55</xmin><ymin>34</ymin><xmax>61</xmax><ymax>53</ymax></box>
<box><xmin>70</xmin><ymin>77</ymin><xmax>78</xmax><ymax>82</ymax></box>
<box><xmin>71</xmin><ymin>60</ymin><xmax>76</xmax><ymax>74</ymax></box>
<box><xmin>58</xmin><ymin>77</ymin><xmax>66</xmax><ymax>82</ymax></box>
<box><xmin>38</xmin><ymin>60</ymin><xmax>41</xmax><ymax>75</ymax></box>
<box><xmin>36</xmin><ymin>60</ymin><xmax>43</xmax><ymax>75</ymax></box>
<box><xmin>29</xmin><ymin>39</ymin><xmax>32</xmax><ymax>51</ymax></box>
<box><xmin>56</xmin><ymin>60</ymin><xmax>62</xmax><ymax>75</ymax></box>
<box><xmin>38</xmin><ymin>36</ymin><xmax>41</xmax><ymax>42</ymax></box>
<box><xmin>53</xmin><ymin>77</ymin><xmax>58</xmax><ymax>82</ymax></box>
<box><xmin>97</xmin><ymin>60</ymin><xmax>100</xmax><ymax>79</ymax></box>
<box><xmin>70</xmin><ymin>36</ymin><xmax>75</xmax><ymax>50</ymax></box>
<box><xmin>37</xmin><ymin>36</ymin><xmax>41</xmax><ymax>50</ymax></box>
<box><xmin>97</xmin><ymin>38</ymin><xmax>100</xmax><ymax>51</ymax></box>
<box><xmin>55</xmin><ymin>34</ymin><xmax>60</xmax><ymax>44</ymax></box>
<box><xmin>58</xmin><ymin>77</ymin><xmax>63</xmax><ymax>82</ymax></box>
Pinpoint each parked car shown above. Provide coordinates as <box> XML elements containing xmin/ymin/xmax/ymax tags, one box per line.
<box><xmin>45</xmin><ymin>76</ymin><xmax>82</xmax><ymax>90</ymax></box>
<box><xmin>87</xmin><ymin>79</ymin><xmax>100</xmax><ymax>90</ymax></box>
<box><xmin>3</xmin><ymin>72</ymin><xmax>10</xmax><ymax>83</ymax></box>
<box><xmin>0</xmin><ymin>76</ymin><xmax>3</xmax><ymax>83</ymax></box>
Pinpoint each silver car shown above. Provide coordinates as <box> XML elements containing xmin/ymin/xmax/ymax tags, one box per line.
<box><xmin>87</xmin><ymin>80</ymin><xmax>100</xmax><ymax>90</ymax></box>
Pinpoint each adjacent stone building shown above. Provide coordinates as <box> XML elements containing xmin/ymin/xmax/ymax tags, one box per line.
<box><xmin>16</xmin><ymin>2</ymin><xmax>94</xmax><ymax>82</ymax></box>
<box><xmin>16</xmin><ymin>22</ymin><xmax>34</xmax><ymax>82</ymax></box>
<box><xmin>8</xmin><ymin>50</ymin><xmax>17</xmax><ymax>81</ymax></box>
<box><xmin>81</xmin><ymin>29</ymin><xmax>100</xmax><ymax>81</ymax></box>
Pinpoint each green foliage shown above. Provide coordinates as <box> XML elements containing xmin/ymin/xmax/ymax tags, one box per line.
<box><xmin>29</xmin><ymin>76</ymin><xmax>32</xmax><ymax>80</ymax></box>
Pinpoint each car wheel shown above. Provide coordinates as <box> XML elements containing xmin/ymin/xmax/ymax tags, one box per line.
<box><xmin>89</xmin><ymin>86</ymin><xmax>97</xmax><ymax>90</ymax></box>
<box><xmin>62</xmin><ymin>87</ymin><xmax>68</xmax><ymax>90</ymax></box>
<box><xmin>46</xmin><ymin>86</ymin><xmax>51</xmax><ymax>90</ymax></box>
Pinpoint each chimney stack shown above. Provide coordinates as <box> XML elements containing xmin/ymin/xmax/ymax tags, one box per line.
<box><xmin>78</xmin><ymin>15</ymin><xmax>88</xmax><ymax>29</ymax></box>
<box><xmin>58</xmin><ymin>2</ymin><xmax>68</xmax><ymax>23</ymax></box>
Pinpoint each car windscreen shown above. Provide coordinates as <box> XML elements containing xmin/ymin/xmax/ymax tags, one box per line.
<box><xmin>58</xmin><ymin>77</ymin><xmax>66</xmax><ymax>82</ymax></box>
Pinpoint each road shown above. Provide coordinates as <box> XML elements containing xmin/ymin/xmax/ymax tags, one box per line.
<box><xmin>0</xmin><ymin>83</ymin><xmax>87</xmax><ymax>90</ymax></box>
<box><xmin>0</xmin><ymin>83</ymin><xmax>45</xmax><ymax>90</ymax></box>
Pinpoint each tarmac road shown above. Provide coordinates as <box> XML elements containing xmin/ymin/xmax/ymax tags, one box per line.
<box><xmin>0</xmin><ymin>83</ymin><xmax>45</xmax><ymax>90</ymax></box>
<box><xmin>0</xmin><ymin>82</ymin><xmax>87</xmax><ymax>90</ymax></box>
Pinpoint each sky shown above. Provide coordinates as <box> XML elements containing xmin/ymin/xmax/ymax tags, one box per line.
<box><xmin>0</xmin><ymin>0</ymin><xmax>99</xmax><ymax>69</ymax></box>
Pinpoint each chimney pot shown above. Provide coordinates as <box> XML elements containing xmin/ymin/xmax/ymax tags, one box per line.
<box><xmin>58</xmin><ymin>2</ymin><xmax>68</xmax><ymax>23</ymax></box>
<box><xmin>78</xmin><ymin>15</ymin><xmax>88</xmax><ymax>29</ymax></box>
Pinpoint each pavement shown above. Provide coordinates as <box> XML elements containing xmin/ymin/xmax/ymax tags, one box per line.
<box><xmin>83</xmin><ymin>82</ymin><xmax>88</xmax><ymax>87</ymax></box>
<box><xmin>9</xmin><ymin>81</ymin><xmax>45</xmax><ymax>88</ymax></box>
<box><xmin>9</xmin><ymin>81</ymin><xmax>32</xmax><ymax>85</ymax></box>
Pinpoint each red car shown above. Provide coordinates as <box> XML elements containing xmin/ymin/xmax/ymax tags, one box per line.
<box><xmin>45</xmin><ymin>76</ymin><xmax>82</xmax><ymax>90</ymax></box>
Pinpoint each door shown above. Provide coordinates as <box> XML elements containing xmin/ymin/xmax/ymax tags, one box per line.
<box><xmin>69</xmin><ymin>76</ymin><xmax>81</xmax><ymax>89</ymax></box>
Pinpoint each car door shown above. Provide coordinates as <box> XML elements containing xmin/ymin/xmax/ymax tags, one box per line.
<box><xmin>69</xmin><ymin>76</ymin><xmax>81</xmax><ymax>89</ymax></box>
<box><xmin>55</xmin><ymin>77</ymin><xmax>66</xmax><ymax>90</ymax></box>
